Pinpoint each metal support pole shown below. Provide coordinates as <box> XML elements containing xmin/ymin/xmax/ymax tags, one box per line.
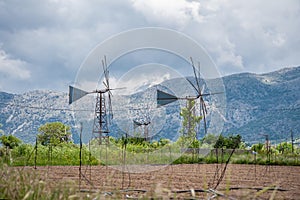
<box><xmin>79</xmin><ymin>122</ymin><xmax>83</xmax><ymax>190</ymax></box>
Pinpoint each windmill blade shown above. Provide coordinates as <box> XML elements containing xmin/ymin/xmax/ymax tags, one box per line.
<box><xmin>190</xmin><ymin>57</ymin><xmax>201</xmax><ymax>94</ymax></box>
<box><xmin>102</xmin><ymin>55</ymin><xmax>113</xmax><ymax>120</ymax></box>
<box><xmin>68</xmin><ymin>86</ymin><xmax>89</xmax><ymax>104</ymax></box>
<box><xmin>133</xmin><ymin>120</ymin><xmax>142</xmax><ymax>131</ymax></box>
<box><xmin>197</xmin><ymin>61</ymin><xmax>201</xmax><ymax>89</ymax></box>
<box><xmin>201</xmin><ymin>97</ymin><xmax>208</xmax><ymax>114</ymax></box>
<box><xmin>201</xmin><ymin>84</ymin><xmax>205</xmax><ymax>95</ymax></box>
<box><xmin>133</xmin><ymin>120</ymin><xmax>143</xmax><ymax>126</ymax></box>
<box><xmin>157</xmin><ymin>90</ymin><xmax>178</xmax><ymax>107</ymax></box>
<box><xmin>106</xmin><ymin>84</ymin><xmax>113</xmax><ymax>120</ymax></box>
<box><xmin>104</xmin><ymin>55</ymin><xmax>110</xmax><ymax>88</ymax></box>
<box><xmin>201</xmin><ymin>91</ymin><xmax>224</xmax><ymax>97</ymax></box>
<box><xmin>103</xmin><ymin>81</ymin><xmax>126</xmax><ymax>92</ymax></box>
<box><xmin>108</xmin><ymin>92</ymin><xmax>113</xmax><ymax>120</ymax></box>
<box><xmin>102</xmin><ymin>59</ymin><xmax>106</xmax><ymax>80</ymax></box>
<box><xmin>200</xmin><ymin>99</ymin><xmax>208</xmax><ymax>134</ymax></box>
<box><xmin>101</xmin><ymin>56</ymin><xmax>109</xmax><ymax>90</ymax></box>
<box><xmin>110</xmin><ymin>87</ymin><xmax>127</xmax><ymax>91</ymax></box>
<box><xmin>186</xmin><ymin>77</ymin><xmax>200</xmax><ymax>94</ymax></box>
<box><xmin>103</xmin><ymin>81</ymin><xmax>108</xmax><ymax>89</ymax></box>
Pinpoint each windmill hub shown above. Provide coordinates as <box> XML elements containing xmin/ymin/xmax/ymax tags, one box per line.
<box><xmin>95</xmin><ymin>88</ymin><xmax>110</xmax><ymax>93</ymax></box>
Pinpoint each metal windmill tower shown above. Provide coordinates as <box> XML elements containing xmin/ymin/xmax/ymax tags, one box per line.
<box><xmin>69</xmin><ymin>56</ymin><xmax>114</xmax><ymax>144</ymax></box>
<box><xmin>157</xmin><ymin>57</ymin><xmax>221</xmax><ymax>135</ymax></box>
<box><xmin>133</xmin><ymin>117</ymin><xmax>151</xmax><ymax>141</ymax></box>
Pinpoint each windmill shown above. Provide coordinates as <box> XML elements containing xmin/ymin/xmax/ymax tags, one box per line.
<box><xmin>69</xmin><ymin>56</ymin><xmax>114</xmax><ymax>144</ymax></box>
<box><xmin>157</xmin><ymin>57</ymin><xmax>220</xmax><ymax>135</ymax></box>
<box><xmin>133</xmin><ymin>115</ymin><xmax>151</xmax><ymax>141</ymax></box>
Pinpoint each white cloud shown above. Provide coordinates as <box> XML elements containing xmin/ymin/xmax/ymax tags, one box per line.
<box><xmin>131</xmin><ymin>0</ymin><xmax>203</xmax><ymax>28</ymax></box>
<box><xmin>184</xmin><ymin>0</ymin><xmax>300</xmax><ymax>74</ymax></box>
<box><xmin>113</xmin><ymin>63</ymin><xmax>178</xmax><ymax>95</ymax></box>
<box><xmin>0</xmin><ymin>48</ymin><xmax>31</xmax><ymax>80</ymax></box>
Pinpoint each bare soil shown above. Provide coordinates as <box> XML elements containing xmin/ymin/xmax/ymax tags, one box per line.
<box><xmin>24</xmin><ymin>164</ymin><xmax>300</xmax><ymax>199</ymax></box>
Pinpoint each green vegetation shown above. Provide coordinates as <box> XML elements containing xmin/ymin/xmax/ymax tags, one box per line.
<box><xmin>37</xmin><ymin>122</ymin><xmax>71</xmax><ymax>146</ymax></box>
<box><xmin>0</xmin><ymin>122</ymin><xmax>299</xmax><ymax>167</ymax></box>
<box><xmin>0</xmin><ymin>122</ymin><xmax>98</xmax><ymax>166</ymax></box>
<box><xmin>180</xmin><ymin>99</ymin><xmax>202</xmax><ymax>139</ymax></box>
<box><xmin>214</xmin><ymin>134</ymin><xmax>242</xmax><ymax>149</ymax></box>
<box><xmin>0</xmin><ymin>134</ymin><xmax>22</xmax><ymax>149</ymax></box>
<box><xmin>111</xmin><ymin>137</ymin><xmax>171</xmax><ymax>153</ymax></box>
<box><xmin>8</xmin><ymin>143</ymin><xmax>98</xmax><ymax>166</ymax></box>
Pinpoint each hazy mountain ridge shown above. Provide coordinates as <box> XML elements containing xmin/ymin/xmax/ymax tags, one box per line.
<box><xmin>0</xmin><ymin>66</ymin><xmax>299</xmax><ymax>144</ymax></box>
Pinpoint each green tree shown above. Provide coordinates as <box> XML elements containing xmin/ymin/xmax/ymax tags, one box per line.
<box><xmin>180</xmin><ymin>99</ymin><xmax>202</xmax><ymax>140</ymax></box>
<box><xmin>38</xmin><ymin>122</ymin><xmax>71</xmax><ymax>146</ymax></box>
<box><xmin>0</xmin><ymin>135</ymin><xmax>22</xmax><ymax>149</ymax></box>
<box><xmin>214</xmin><ymin>135</ymin><xmax>225</xmax><ymax>148</ymax></box>
<box><xmin>214</xmin><ymin>134</ymin><xmax>242</xmax><ymax>149</ymax></box>
<box><xmin>226</xmin><ymin>135</ymin><xmax>242</xmax><ymax>149</ymax></box>
<box><xmin>276</xmin><ymin>142</ymin><xmax>293</xmax><ymax>154</ymax></box>
<box><xmin>251</xmin><ymin>143</ymin><xmax>264</xmax><ymax>153</ymax></box>
<box><xmin>201</xmin><ymin>133</ymin><xmax>218</xmax><ymax>146</ymax></box>
<box><xmin>0</xmin><ymin>124</ymin><xmax>3</xmax><ymax>135</ymax></box>
<box><xmin>159</xmin><ymin>138</ymin><xmax>170</xmax><ymax>146</ymax></box>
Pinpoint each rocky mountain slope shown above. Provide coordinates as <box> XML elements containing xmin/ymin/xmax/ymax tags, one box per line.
<box><xmin>0</xmin><ymin>66</ymin><xmax>299</xmax><ymax>144</ymax></box>
<box><xmin>0</xmin><ymin>90</ymin><xmax>78</xmax><ymax>143</ymax></box>
<box><xmin>222</xmin><ymin>67</ymin><xmax>300</xmax><ymax>143</ymax></box>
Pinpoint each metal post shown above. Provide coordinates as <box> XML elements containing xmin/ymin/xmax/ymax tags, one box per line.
<box><xmin>291</xmin><ymin>129</ymin><xmax>294</xmax><ymax>154</ymax></box>
<box><xmin>34</xmin><ymin>137</ymin><xmax>37</xmax><ymax>169</ymax></box>
<box><xmin>79</xmin><ymin>122</ymin><xmax>82</xmax><ymax>190</ymax></box>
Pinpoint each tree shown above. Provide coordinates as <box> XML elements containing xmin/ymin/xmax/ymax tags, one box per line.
<box><xmin>276</xmin><ymin>142</ymin><xmax>293</xmax><ymax>154</ymax></box>
<box><xmin>214</xmin><ymin>135</ymin><xmax>225</xmax><ymax>148</ymax></box>
<box><xmin>251</xmin><ymin>143</ymin><xmax>264</xmax><ymax>153</ymax></box>
<box><xmin>0</xmin><ymin>124</ymin><xmax>3</xmax><ymax>135</ymax></box>
<box><xmin>0</xmin><ymin>134</ymin><xmax>22</xmax><ymax>149</ymax></box>
<box><xmin>214</xmin><ymin>134</ymin><xmax>242</xmax><ymax>149</ymax></box>
<box><xmin>201</xmin><ymin>133</ymin><xmax>218</xmax><ymax>146</ymax></box>
<box><xmin>180</xmin><ymin>99</ymin><xmax>202</xmax><ymax>140</ymax></box>
<box><xmin>37</xmin><ymin>122</ymin><xmax>71</xmax><ymax>146</ymax></box>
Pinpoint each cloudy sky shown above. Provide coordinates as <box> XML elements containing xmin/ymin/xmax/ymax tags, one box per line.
<box><xmin>0</xmin><ymin>0</ymin><xmax>299</xmax><ymax>93</ymax></box>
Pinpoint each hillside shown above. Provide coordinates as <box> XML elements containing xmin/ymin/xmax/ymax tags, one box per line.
<box><xmin>0</xmin><ymin>66</ymin><xmax>299</xmax><ymax>144</ymax></box>
<box><xmin>222</xmin><ymin>67</ymin><xmax>300</xmax><ymax>143</ymax></box>
<box><xmin>0</xmin><ymin>90</ymin><xmax>78</xmax><ymax>143</ymax></box>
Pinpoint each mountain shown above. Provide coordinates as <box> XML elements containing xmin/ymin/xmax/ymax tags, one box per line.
<box><xmin>0</xmin><ymin>66</ymin><xmax>299</xmax><ymax>145</ymax></box>
<box><xmin>222</xmin><ymin>67</ymin><xmax>300</xmax><ymax>143</ymax></box>
<box><xmin>0</xmin><ymin>90</ymin><xmax>78</xmax><ymax>143</ymax></box>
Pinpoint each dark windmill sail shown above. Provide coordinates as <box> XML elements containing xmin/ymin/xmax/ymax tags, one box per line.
<box><xmin>157</xmin><ymin>90</ymin><xmax>178</xmax><ymax>107</ymax></box>
<box><xmin>69</xmin><ymin>55</ymin><xmax>115</xmax><ymax>144</ymax></box>
<box><xmin>69</xmin><ymin>86</ymin><xmax>89</xmax><ymax>104</ymax></box>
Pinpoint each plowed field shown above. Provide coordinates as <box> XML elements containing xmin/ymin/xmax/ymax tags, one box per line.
<box><xmin>23</xmin><ymin>164</ymin><xmax>300</xmax><ymax>199</ymax></box>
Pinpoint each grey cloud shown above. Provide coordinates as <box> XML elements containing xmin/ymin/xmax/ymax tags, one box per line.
<box><xmin>0</xmin><ymin>0</ymin><xmax>299</xmax><ymax>93</ymax></box>
<box><xmin>0</xmin><ymin>0</ymin><xmax>145</xmax><ymax>93</ymax></box>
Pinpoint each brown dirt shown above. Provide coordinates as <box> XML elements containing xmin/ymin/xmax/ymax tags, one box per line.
<box><xmin>23</xmin><ymin>164</ymin><xmax>300</xmax><ymax>199</ymax></box>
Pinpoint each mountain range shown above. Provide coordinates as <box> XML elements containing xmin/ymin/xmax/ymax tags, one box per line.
<box><xmin>0</xmin><ymin>66</ymin><xmax>299</xmax><ymax>145</ymax></box>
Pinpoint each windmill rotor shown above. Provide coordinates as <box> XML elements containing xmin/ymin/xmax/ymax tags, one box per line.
<box><xmin>68</xmin><ymin>55</ymin><xmax>125</xmax><ymax>144</ymax></box>
<box><xmin>156</xmin><ymin>57</ymin><xmax>223</xmax><ymax>135</ymax></box>
<box><xmin>102</xmin><ymin>55</ymin><xmax>113</xmax><ymax>121</ymax></box>
<box><xmin>190</xmin><ymin>56</ymin><xmax>209</xmax><ymax>134</ymax></box>
<box><xmin>190</xmin><ymin>57</ymin><xmax>201</xmax><ymax>94</ymax></box>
